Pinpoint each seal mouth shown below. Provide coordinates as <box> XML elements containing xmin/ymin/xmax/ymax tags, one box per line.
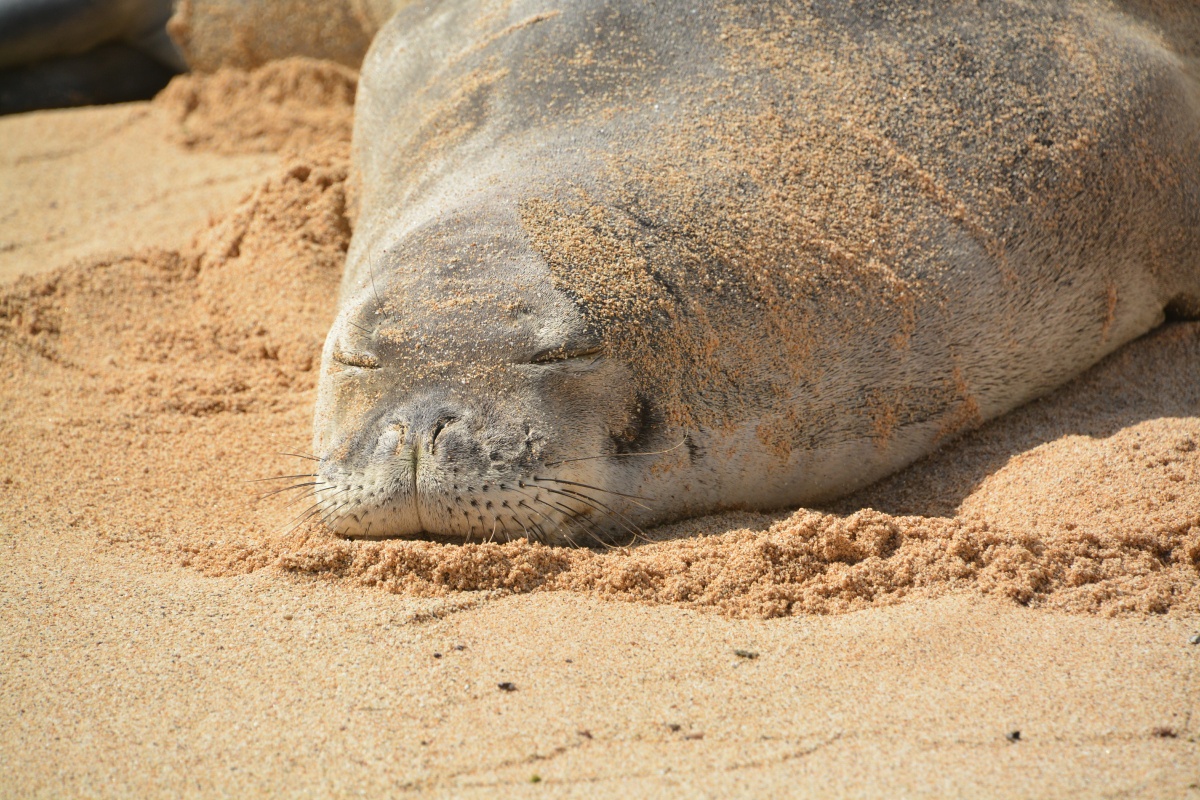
<box><xmin>311</xmin><ymin>459</ymin><xmax>616</xmax><ymax>545</ymax></box>
<box><xmin>311</xmin><ymin>408</ymin><xmax>627</xmax><ymax>543</ymax></box>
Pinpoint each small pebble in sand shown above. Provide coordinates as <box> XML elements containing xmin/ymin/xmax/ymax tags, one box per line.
<box><xmin>432</xmin><ymin>652</ymin><xmax>442</xmax><ymax>659</ymax></box>
<box><xmin>1006</xmin><ymin>731</ymin><xmax>1021</xmax><ymax>743</ymax></box>
<box><xmin>1150</xmin><ymin>726</ymin><xmax>1178</xmax><ymax>738</ymax></box>
<box><xmin>282</xmin><ymin>614</ymin><xmax>293</xmax><ymax>620</ymax></box>
<box><xmin>734</xmin><ymin>649</ymin><xmax>759</xmax><ymax>659</ymax></box>
<box><xmin>1188</xmin><ymin>634</ymin><xmax>1200</xmax><ymax>645</ymax></box>
<box><xmin>498</xmin><ymin>682</ymin><xmax>517</xmax><ymax>692</ymax></box>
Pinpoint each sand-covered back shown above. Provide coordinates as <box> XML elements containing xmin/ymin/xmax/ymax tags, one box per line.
<box><xmin>2</xmin><ymin>59</ymin><xmax>1197</xmax><ymax>797</ymax></box>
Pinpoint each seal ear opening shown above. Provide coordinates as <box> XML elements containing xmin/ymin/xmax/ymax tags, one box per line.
<box><xmin>1165</xmin><ymin>293</ymin><xmax>1200</xmax><ymax>320</ymax></box>
<box><xmin>611</xmin><ymin>392</ymin><xmax>660</xmax><ymax>455</ymax></box>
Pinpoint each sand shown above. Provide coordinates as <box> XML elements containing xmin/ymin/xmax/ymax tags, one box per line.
<box><xmin>1</xmin><ymin>61</ymin><xmax>1198</xmax><ymax>797</ymax></box>
<box><xmin>0</xmin><ymin>104</ymin><xmax>275</xmax><ymax>283</ymax></box>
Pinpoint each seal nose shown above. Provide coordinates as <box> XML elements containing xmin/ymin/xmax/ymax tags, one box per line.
<box><xmin>428</xmin><ymin>412</ymin><xmax>459</xmax><ymax>452</ymax></box>
<box><xmin>389</xmin><ymin>400</ymin><xmax>463</xmax><ymax>455</ymax></box>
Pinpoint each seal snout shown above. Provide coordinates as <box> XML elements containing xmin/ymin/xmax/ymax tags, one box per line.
<box><xmin>373</xmin><ymin>397</ymin><xmax>480</xmax><ymax>481</ymax></box>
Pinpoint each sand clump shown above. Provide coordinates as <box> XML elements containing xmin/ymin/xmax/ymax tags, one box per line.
<box><xmin>1</xmin><ymin>60</ymin><xmax>1198</xmax><ymax>619</ymax></box>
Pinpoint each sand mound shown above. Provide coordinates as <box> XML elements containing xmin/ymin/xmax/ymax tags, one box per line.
<box><xmin>155</xmin><ymin>57</ymin><xmax>357</xmax><ymax>155</ymax></box>
<box><xmin>1</xmin><ymin>63</ymin><xmax>1196</xmax><ymax>619</ymax></box>
<box><xmin>166</xmin><ymin>0</ymin><xmax>406</xmax><ymax>73</ymax></box>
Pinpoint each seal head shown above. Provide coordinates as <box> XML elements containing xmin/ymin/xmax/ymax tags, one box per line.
<box><xmin>313</xmin><ymin>202</ymin><xmax>683</xmax><ymax>543</ymax></box>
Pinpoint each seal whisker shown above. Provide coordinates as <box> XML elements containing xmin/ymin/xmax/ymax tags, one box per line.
<box><xmin>367</xmin><ymin>253</ymin><xmax>381</xmax><ymax>311</ymax></box>
<box><xmin>320</xmin><ymin>507</ymin><xmax>355</xmax><ymax>535</ymax></box>
<box><xmin>508</xmin><ymin>489</ymin><xmax>557</xmax><ymax>525</ymax></box>
<box><xmin>284</xmin><ymin>483</ymin><xmax>344</xmax><ymax>506</ymax></box>
<box><xmin>511</xmin><ymin>494</ymin><xmax>569</xmax><ymax>544</ymax></box>
<box><xmin>493</xmin><ymin>515</ymin><xmax>519</xmax><ymax>543</ymax></box>
<box><xmin>290</xmin><ymin>500</ymin><xmax>328</xmax><ymax>528</ymax></box>
<box><xmin>286</xmin><ymin>487</ymin><xmax>352</xmax><ymax>531</ymax></box>
<box><xmin>515</xmin><ymin>515</ymin><xmax>556</xmax><ymax>546</ymax></box>
<box><xmin>531</xmin><ymin>476</ymin><xmax>654</xmax><ymax>507</ymax></box>
<box><xmin>528</xmin><ymin>521</ymin><xmax>555</xmax><ymax>546</ymax></box>
<box><xmin>521</xmin><ymin>512</ymin><xmax>555</xmax><ymax>545</ymax></box>
<box><xmin>547</xmin><ymin>484</ymin><xmax>648</xmax><ymax>539</ymax></box>
<box><xmin>543</xmin><ymin>438</ymin><xmax>687</xmax><ymax>468</ymax></box>
<box><xmin>511</xmin><ymin>515</ymin><xmax>531</xmax><ymax>541</ymax></box>
<box><xmin>538</xmin><ymin>486</ymin><xmax>649</xmax><ymax>545</ymax></box>
<box><xmin>530</xmin><ymin>494</ymin><xmax>614</xmax><ymax>548</ymax></box>
<box><xmin>510</xmin><ymin>487</ymin><xmax>584</xmax><ymax>545</ymax></box>
<box><xmin>281</xmin><ymin>483</ymin><xmax>342</xmax><ymax>510</ymax></box>
<box><xmin>257</xmin><ymin>480</ymin><xmax>323</xmax><ymax>500</ymax></box>
<box><xmin>525</xmin><ymin>503</ymin><xmax>576</xmax><ymax>546</ymax></box>
<box><xmin>248</xmin><ymin>473</ymin><xmax>318</xmax><ymax>483</ymax></box>
<box><xmin>527</xmin><ymin>519</ymin><xmax>556</xmax><ymax>546</ymax></box>
<box><xmin>279</xmin><ymin>452</ymin><xmax>321</xmax><ymax>462</ymax></box>
<box><xmin>282</xmin><ymin>502</ymin><xmax>326</xmax><ymax>535</ymax></box>
<box><xmin>535</xmin><ymin>511</ymin><xmax>583</xmax><ymax>548</ymax></box>
<box><xmin>329</xmin><ymin>502</ymin><xmax>362</xmax><ymax>531</ymax></box>
<box><xmin>317</xmin><ymin>500</ymin><xmax>353</xmax><ymax>529</ymax></box>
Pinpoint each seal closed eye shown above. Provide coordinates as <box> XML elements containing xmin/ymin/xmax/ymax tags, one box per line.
<box><xmin>528</xmin><ymin>344</ymin><xmax>603</xmax><ymax>364</ymax></box>
<box><xmin>312</xmin><ymin>0</ymin><xmax>1200</xmax><ymax>545</ymax></box>
<box><xmin>332</xmin><ymin>349</ymin><xmax>380</xmax><ymax>369</ymax></box>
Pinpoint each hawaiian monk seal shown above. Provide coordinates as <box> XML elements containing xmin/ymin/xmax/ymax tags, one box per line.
<box><xmin>312</xmin><ymin>0</ymin><xmax>1200</xmax><ymax>544</ymax></box>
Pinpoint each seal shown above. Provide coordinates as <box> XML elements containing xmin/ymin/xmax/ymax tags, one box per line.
<box><xmin>312</xmin><ymin>0</ymin><xmax>1200</xmax><ymax>544</ymax></box>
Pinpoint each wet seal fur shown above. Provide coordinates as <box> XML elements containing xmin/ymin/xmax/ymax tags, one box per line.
<box><xmin>313</xmin><ymin>0</ymin><xmax>1200</xmax><ymax>544</ymax></box>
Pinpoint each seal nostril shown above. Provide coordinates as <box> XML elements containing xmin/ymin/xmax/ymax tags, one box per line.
<box><xmin>429</xmin><ymin>414</ymin><xmax>459</xmax><ymax>451</ymax></box>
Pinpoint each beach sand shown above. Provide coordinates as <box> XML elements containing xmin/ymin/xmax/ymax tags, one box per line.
<box><xmin>1</xmin><ymin>62</ymin><xmax>1197</xmax><ymax>797</ymax></box>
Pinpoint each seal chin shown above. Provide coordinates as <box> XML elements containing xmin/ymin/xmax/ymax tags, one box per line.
<box><xmin>317</xmin><ymin>467</ymin><xmax>597</xmax><ymax>544</ymax></box>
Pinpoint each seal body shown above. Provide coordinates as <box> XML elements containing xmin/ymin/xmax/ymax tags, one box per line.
<box><xmin>313</xmin><ymin>0</ymin><xmax>1200</xmax><ymax>543</ymax></box>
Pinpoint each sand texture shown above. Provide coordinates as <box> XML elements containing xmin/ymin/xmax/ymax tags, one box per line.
<box><xmin>1</xmin><ymin>61</ymin><xmax>1198</xmax><ymax>797</ymax></box>
<box><xmin>0</xmin><ymin>104</ymin><xmax>275</xmax><ymax>283</ymax></box>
